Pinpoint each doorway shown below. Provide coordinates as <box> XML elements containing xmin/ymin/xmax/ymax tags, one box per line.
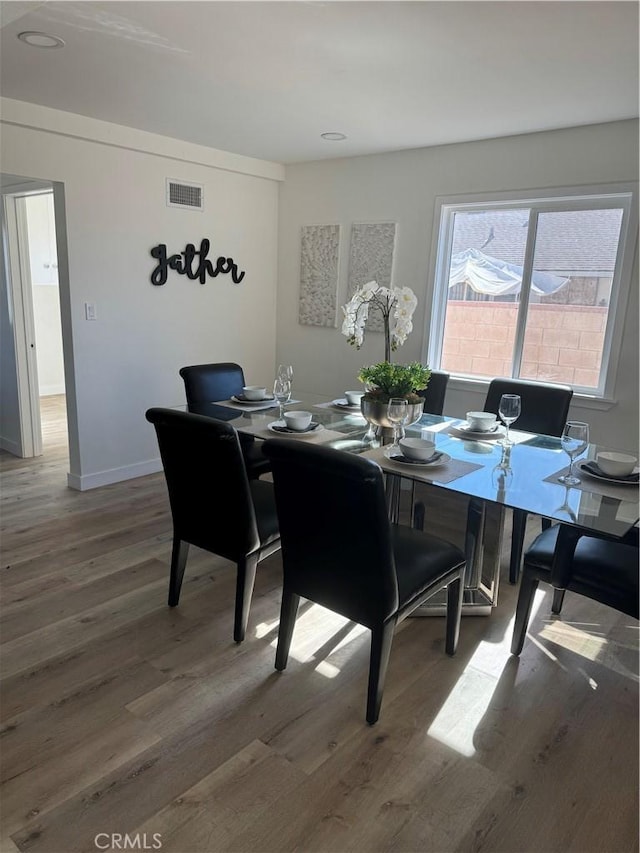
<box><xmin>1</xmin><ymin>175</ymin><xmax>69</xmax><ymax>463</ymax></box>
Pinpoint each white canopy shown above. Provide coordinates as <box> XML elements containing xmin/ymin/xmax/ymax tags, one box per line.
<box><xmin>449</xmin><ymin>248</ymin><xmax>569</xmax><ymax>296</ymax></box>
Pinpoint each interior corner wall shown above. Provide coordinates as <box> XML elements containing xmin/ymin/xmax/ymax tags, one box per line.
<box><xmin>277</xmin><ymin>120</ymin><xmax>639</xmax><ymax>450</ymax></box>
<box><xmin>1</xmin><ymin>112</ymin><xmax>281</xmax><ymax>488</ymax></box>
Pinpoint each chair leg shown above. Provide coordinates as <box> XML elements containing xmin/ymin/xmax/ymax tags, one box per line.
<box><xmin>551</xmin><ymin>588</ymin><xmax>566</xmax><ymax>614</ymax></box>
<box><xmin>412</xmin><ymin>501</ymin><xmax>425</xmax><ymax>531</ymax></box>
<box><xmin>366</xmin><ymin>621</ymin><xmax>395</xmax><ymax>725</ymax></box>
<box><xmin>234</xmin><ymin>554</ymin><xmax>259</xmax><ymax>643</ymax></box>
<box><xmin>510</xmin><ymin>571</ymin><xmax>540</xmax><ymax>656</ymax></box>
<box><xmin>510</xmin><ymin>509</ymin><xmax>528</xmax><ymax>584</ymax></box>
<box><xmin>445</xmin><ymin>572</ymin><xmax>465</xmax><ymax>655</ymax></box>
<box><xmin>275</xmin><ymin>590</ymin><xmax>300</xmax><ymax>671</ymax></box>
<box><xmin>168</xmin><ymin>537</ymin><xmax>190</xmax><ymax>606</ymax></box>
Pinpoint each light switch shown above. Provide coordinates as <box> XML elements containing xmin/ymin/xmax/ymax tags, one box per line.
<box><xmin>85</xmin><ymin>302</ymin><xmax>97</xmax><ymax>321</ymax></box>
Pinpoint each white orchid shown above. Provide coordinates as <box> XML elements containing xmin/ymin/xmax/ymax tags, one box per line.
<box><xmin>341</xmin><ymin>281</ymin><xmax>418</xmax><ymax>362</ymax></box>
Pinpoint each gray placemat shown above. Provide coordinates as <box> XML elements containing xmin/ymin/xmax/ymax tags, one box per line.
<box><xmin>368</xmin><ymin>448</ymin><xmax>484</xmax><ymax>484</ymax></box>
<box><xmin>544</xmin><ymin>465</ymin><xmax>640</xmax><ymax>499</ymax></box>
<box><xmin>220</xmin><ymin>397</ymin><xmax>301</xmax><ymax>412</ymax></box>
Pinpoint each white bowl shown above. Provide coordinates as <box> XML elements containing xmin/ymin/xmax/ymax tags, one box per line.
<box><xmin>284</xmin><ymin>410</ymin><xmax>313</xmax><ymax>431</ymax></box>
<box><xmin>242</xmin><ymin>385</ymin><xmax>267</xmax><ymax>401</ymax></box>
<box><xmin>596</xmin><ymin>451</ymin><xmax>637</xmax><ymax>477</ymax></box>
<box><xmin>466</xmin><ymin>411</ymin><xmax>497</xmax><ymax>432</ymax></box>
<box><xmin>399</xmin><ymin>437</ymin><xmax>436</xmax><ymax>461</ymax></box>
<box><xmin>344</xmin><ymin>390</ymin><xmax>365</xmax><ymax>406</ymax></box>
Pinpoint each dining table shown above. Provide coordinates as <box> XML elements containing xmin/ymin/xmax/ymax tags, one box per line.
<box><xmin>176</xmin><ymin>391</ymin><xmax>639</xmax><ymax>615</ymax></box>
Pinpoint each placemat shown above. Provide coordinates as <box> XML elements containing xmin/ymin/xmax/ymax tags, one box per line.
<box><xmin>219</xmin><ymin>397</ymin><xmax>301</xmax><ymax>413</ymax></box>
<box><xmin>313</xmin><ymin>400</ymin><xmax>362</xmax><ymax>413</ymax></box>
<box><xmin>367</xmin><ymin>447</ymin><xmax>484</xmax><ymax>485</ymax></box>
<box><xmin>544</xmin><ymin>465</ymin><xmax>640</xmax><ymax>500</ymax></box>
<box><xmin>443</xmin><ymin>422</ymin><xmax>533</xmax><ymax>445</ymax></box>
<box><xmin>252</xmin><ymin>425</ymin><xmax>346</xmax><ymax>443</ymax></box>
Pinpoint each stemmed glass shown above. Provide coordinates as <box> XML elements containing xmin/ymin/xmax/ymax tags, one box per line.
<box><xmin>558</xmin><ymin>421</ymin><xmax>589</xmax><ymax>486</ymax></box>
<box><xmin>273</xmin><ymin>377</ymin><xmax>291</xmax><ymax>423</ymax></box>
<box><xmin>498</xmin><ymin>394</ymin><xmax>521</xmax><ymax>447</ymax></box>
<box><xmin>276</xmin><ymin>364</ymin><xmax>294</xmax><ymax>383</ymax></box>
<box><xmin>385</xmin><ymin>398</ymin><xmax>409</xmax><ymax>457</ymax></box>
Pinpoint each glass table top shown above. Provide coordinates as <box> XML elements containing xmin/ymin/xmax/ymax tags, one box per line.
<box><xmin>176</xmin><ymin>395</ymin><xmax>639</xmax><ymax>540</ymax></box>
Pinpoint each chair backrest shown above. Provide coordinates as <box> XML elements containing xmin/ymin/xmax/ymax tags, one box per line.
<box><xmin>179</xmin><ymin>362</ymin><xmax>246</xmax><ymax>404</ymax></box>
<box><xmin>263</xmin><ymin>439</ymin><xmax>399</xmax><ymax>627</ymax></box>
<box><xmin>146</xmin><ymin>408</ymin><xmax>260</xmax><ymax>559</ymax></box>
<box><xmin>483</xmin><ymin>377</ymin><xmax>573</xmax><ymax>436</ymax></box>
<box><xmin>417</xmin><ymin>370</ymin><xmax>449</xmax><ymax>415</ymax></box>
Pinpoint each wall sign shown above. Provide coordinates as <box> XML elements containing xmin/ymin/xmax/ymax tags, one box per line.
<box><xmin>150</xmin><ymin>238</ymin><xmax>245</xmax><ymax>286</ymax></box>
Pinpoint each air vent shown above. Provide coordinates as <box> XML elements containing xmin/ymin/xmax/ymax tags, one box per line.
<box><xmin>166</xmin><ymin>179</ymin><xmax>203</xmax><ymax>211</ymax></box>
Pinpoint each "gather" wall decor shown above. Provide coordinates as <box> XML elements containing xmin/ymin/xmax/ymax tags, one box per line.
<box><xmin>150</xmin><ymin>239</ymin><xmax>246</xmax><ymax>286</ymax></box>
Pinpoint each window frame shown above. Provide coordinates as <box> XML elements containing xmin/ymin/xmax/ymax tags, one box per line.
<box><xmin>425</xmin><ymin>183</ymin><xmax>638</xmax><ymax>403</ymax></box>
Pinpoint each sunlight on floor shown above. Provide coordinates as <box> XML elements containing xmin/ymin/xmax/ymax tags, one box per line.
<box><xmin>427</xmin><ymin>588</ymin><xmax>547</xmax><ymax>757</ymax></box>
<box><xmin>539</xmin><ymin>619</ymin><xmax>608</xmax><ymax>661</ymax></box>
<box><xmin>256</xmin><ymin>604</ymin><xmax>368</xmax><ymax>679</ymax></box>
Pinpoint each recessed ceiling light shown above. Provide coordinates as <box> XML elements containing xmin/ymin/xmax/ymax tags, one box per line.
<box><xmin>17</xmin><ymin>31</ymin><xmax>65</xmax><ymax>49</ymax></box>
<box><xmin>321</xmin><ymin>132</ymin><xmax>347</xmax><ymax>141</ymax></box>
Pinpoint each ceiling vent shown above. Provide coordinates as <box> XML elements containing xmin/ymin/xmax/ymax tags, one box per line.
<box><xmin>166</xmin><ymin>179</ymin><xmax>203</xmax><ymax>211</ymax></box>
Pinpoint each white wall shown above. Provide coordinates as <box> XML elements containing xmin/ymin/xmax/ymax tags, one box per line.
<box><xmin>277</xmin><ymin>120</ymin><xmax>639</xmax><ymax>450</ymax></box>
<box><xmin>1</xmin><ymin>99</ymin><xmax>283</xmax><ymax>488</ymax></box>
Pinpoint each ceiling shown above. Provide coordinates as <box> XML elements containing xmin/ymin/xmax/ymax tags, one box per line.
<box><xmin>1</xmin><ymin>1</ymin><xmax>638</xmax><ymax>165</ymax></box>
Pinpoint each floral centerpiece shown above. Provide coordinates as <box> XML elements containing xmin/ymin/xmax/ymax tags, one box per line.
<box><xmin>341</xmin><ymin>281</ymin><xmax>430</xmax><ymax>401</ymax></box>
<box><xmin>341</xmin><ymin>281</ymin><xmax>431</xmax><ymax>435</ymax></box>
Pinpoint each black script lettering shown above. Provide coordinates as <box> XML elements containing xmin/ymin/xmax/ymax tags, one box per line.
<box><xmin>211</xmin><ymin>256</ymin><xmax>245</xmax><ymax>284</ymax></box>
<box><xmin>184</xmin><ymin>239</ymin><xmax>215</xmax><ymax>284</ymax></box>
<box><xmin>150</xmin><ymin>239</ymin><xmax>245</xmax><ymax>286</ymax></box>
<box><xmin>150</xmin><ymin>244</ymin><xmax>169</xmax><ymax>286</ymax></box>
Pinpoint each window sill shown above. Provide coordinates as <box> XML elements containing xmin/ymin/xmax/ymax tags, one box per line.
<box><xmin>446</xmin><ymin>376</ymin><xmax>617</xmax><ymax>411</ymax></box>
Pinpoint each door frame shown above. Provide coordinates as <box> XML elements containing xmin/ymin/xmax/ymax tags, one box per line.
<box><xmin>2</xmin><ymin>190</ymin><xmax>43</xmax><ymax>456</ymax></box>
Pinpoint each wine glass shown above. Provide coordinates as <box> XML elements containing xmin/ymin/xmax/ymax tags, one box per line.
<box><xmin>558</xmin><ymin>421</ymin><xmax>589</xmax><ymax>486</ymax></box>
<box><xmin>276</xmin><ymin>364</ymin><xmax>294</xmax><ymax>383</ymax></box>
<box><xmin>385</xmin><ymin>398</ymin><xmax>409</xmax><ymax>457</ymax></box>
<box><xmin>273</xmin><ymin>377</ymin><xmax>291</xmax><ymax>423</ymax></box>
<box><xmin>498</xmin><ymin>394</ymin><xmax>521</xmax><ymax>446</ymax></box>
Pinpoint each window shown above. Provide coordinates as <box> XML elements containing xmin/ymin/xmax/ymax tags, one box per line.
<box><xmin>427</xmin><ymin>187</ymin><xmax>637</xmax><ymax>398</ymax></box>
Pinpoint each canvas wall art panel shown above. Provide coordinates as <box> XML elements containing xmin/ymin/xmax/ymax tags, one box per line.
<box><xmin>298</xmin><ymin>224</ymin><xmax>341</xmax><ymax>327</ymax></box>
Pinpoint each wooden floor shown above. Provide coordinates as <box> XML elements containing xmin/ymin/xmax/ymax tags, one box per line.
<box><xmin>1</xmin><ymin>395</ymin><xmax>638</xmax><ymax>853</ymax></box>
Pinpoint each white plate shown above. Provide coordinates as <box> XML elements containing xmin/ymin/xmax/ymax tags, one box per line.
<box><xmin>331</xmin><ymin>398</ymin><xmax>361</xmax><ymax>410</ymax></box>
<box><xmin>231</xmin><ymin>394</ymin><xmax>275</xmax><ymax>405</ymax></box>
<box><xmin>450</xmin><ymin>422</ymin><xmax>505</xmax><ymax>441</ymax></box>
<box><xmin>268</xmin><ymin>420</ymin><xmax>323</xmax><ymax>436</ymax></box>
<box><xmin>577</xmin><ymin>461</ymin><xmax>639</xmax><ymax>486</ymax></box>
<box><xmin>388</xmin><ymin>452</ymin><xmax>451</xmax><ymax>468</ymax></box>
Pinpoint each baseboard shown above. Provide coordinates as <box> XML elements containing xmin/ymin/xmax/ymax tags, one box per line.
<box><xmin>40</xmin><ymin>385</ymin><xmax>66</xmax><ymax>397</ymax></box>
<box><xmin>67</xmin><ymin>457</ymin><xmax>164</xmax><ymax>491</ymax></box>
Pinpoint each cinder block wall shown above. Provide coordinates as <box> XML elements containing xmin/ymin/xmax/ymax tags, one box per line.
<box><xmin>442</xmin><ymin>302</ymin><xmax>607</xmax><ymax>387</ymax></box>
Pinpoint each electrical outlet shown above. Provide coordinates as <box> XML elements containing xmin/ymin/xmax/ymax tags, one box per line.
<box><xmin>85</xmin><ymin>302</ymin><xmax>97</xmax><ymax>321</ymax></box>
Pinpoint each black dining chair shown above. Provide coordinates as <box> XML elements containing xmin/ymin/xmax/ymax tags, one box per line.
<box><xmin>483</xmin><ymin>377</ymin><xmax>573</xmax><ymax>584</ymax></box>
<box><xmin>179</xmin><ymin>362</ymin><xmax>271</xmax><ymax>479</ymax></box>
<box><xmin>417</xmin><ymin>370</ymin><xmax>449</xmax><ymax>416</ymax></box>
<box><xmin>145</xmin><ymin>407</ymin><xmax>280</xmax><ymax>642</ymax></box>
<box><xmin>262</xmin><ymin>439</ymin><xmax>466</xmax><ymax>725</ymax></box>
<box><xmin>511</xmin><ymin>523</ymin><xmax>639</xmax><ymax>655</ymax></box>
